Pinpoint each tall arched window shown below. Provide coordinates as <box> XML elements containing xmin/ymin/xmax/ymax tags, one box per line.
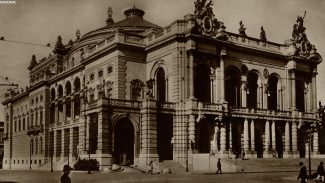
<box><xmin>65</xmin><ymin>81</ymin><xmax>71</xmax><ymax>95</ymax></box>
<box><xmin>74</xmin><ymin>77</ymin><xmax>81</xmax><ymax>92</ymax></box>
<box><xmin>225</xmin><ymin>68</ymin><xmax>241</xmax><ymax>107</ymax></box>
<box><xmin>156</xmin><ymin>68</ymin><xmax>166</xmax><ymax>102</ymax></box>
<box><xmin>296</xmin><ymin>80</ymin><xmax>305</xmax><ymax>112</ymax></box>
<box><xmin>35</xmin><ymin>138</ymin><xmax>38</xmax><ymax>155</ymax></box>
<box><xmin>247</xmin><ymin>72</ymin><xmax>259</xmax><ymax>108</ymax></box>
<box><xmin>268</xmin><ymin>75</ymin><xmax>278</xmax><ymax>110</ymax></box>
<box><xmin>40</xmin><ymin>137</ymin><xmax>43</xmax><ymax>154</ymax></box>
<box><xmin>31</xmin><ymin>139</ymin><xmax>34</xmax><ymax>155</ymax></box>
<box><xmin>58</xmin><ymin>85</ymin><xmax>63</xmax><ymax>98</ymax></box>
<box><xmin>194</xmin><ymin>64</ymin><xmax>211</xmax><ymax>103</ymax></box>
<box><xmin>51</xmin><ymin>88</ymin><xmax>56</xmax><ymax>100</ymax></box>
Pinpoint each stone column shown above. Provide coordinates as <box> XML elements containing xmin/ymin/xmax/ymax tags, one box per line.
<box><xmin>250</xmin><ymin>119</ymin><xmax>255</xmax><ymax>151</ymax></box>
<box><xmin>263</xmin><ymin>84</ymin><xmax>268</xmax><ymax>109</ymax></box>
<box><xmin>139</xmin><ymin>98</ymin><xmax>159</xmax><ymax>165</ymax></box>
<box><xmin>291</xmin><ymin>121</ymin><xmax>299</xmax><ymax>157</ymax></box>
<box><xmin>69</xmin><ymin>128</ymin><xmax>74</xmax><ymax>162</ymax></box>
<box><xmin>313</xmin><ymin>131</ymin><xmax>319</xmax><ymax>155</ymax></box>
<box><xmin>291</xmin><ymin>70</ymin><xmax>296</xmax><ymax>110</ymax></box>
<box><xmin>220</xmin><ymin>125</ymin><xmax>226</xmax><ymax>152</ymax></box>
<box><xmin>271</xmin><ymin>121</ymin><xmax>276</xmax><ymax>151</ymax></box>
<box><xmin>61</xmin><ymin>129</ymin><xmax>66</xmax><ymax>160</ymax></box>
<box><xmin>63</xmin><ymin>99</ymin><xmax>66</xmax><ymax>122</ymax></box>
<box><xmin>220</xmin><ymin>49</ymin><xmax>226</xmax><ymax>102</ymax></box>
<box><xmin>284</xmin><ymin>121</ymin><xmax>290</xmax><ymax>151</ymax></box>
<box><xmin>241</xmin><ymin>77</ymin><xmax>247</xmax><ymax>108</ymax></box>
<box><xmin>96</xmin><ymin>110</ymin><xmax>112</xmax><ymax>170</ymax></box>
<box><xmin>243</xmin><ymin>119</ymin><xmax>249</xmax><ymax>152</ymax></box>
<box><xmin>71</xmin><ymin>96</ymin><xmax>75</xmax><ymax>119</ymax></box>
<box><xmin>264</xmin><ymin>120</ymin><xmax>271</xmax><ymax>158</ymax></box>
<box><xmin>188</xmin><ymin>52</ymin><xmax>195</xmax><ymax>99</ymax></box>
<box><xmin>229</xmin><ymin>122</ymin><xmax>232</xmax><ymax>152</ymax></box>
<box><xmin>53</xmin><ymin>130</ymin><xmax>57</xmax><ymax>162</ymax></box>
<box><xmin>188</xmin><ymin>115</ymin><xmax>196</xmax><ymax>151</ymax></box>
<box><xmin>312</xmin><ymin>71</ymin><xmax>317</xmax><ymax>111</ymax></box>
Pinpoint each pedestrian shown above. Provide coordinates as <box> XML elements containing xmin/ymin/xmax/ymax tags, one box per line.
<box><xmin>148</xmin><ymin>161</ymin><xmax>153</xmax><ymax>174</ymax></box>
<box><xmin>242</xmin><ymin>150</ymin><xmax>245</xmax><ymax>160</ymax></box>
<box><xmin>297</xmin><ymin>162</ymin><xmax>307</xmax><ymax>183</ymax></box>
<box><xmin>216</xmin><ymin>158</ymin><xmax>222</xmax><ymax>174</ymax></box>
<box><xmin>61</xmin><ymin>164</ymin><xmax>73</xmax><ymax>183</ymax></box>
<box><xmin>316</xmin><ymin>162</ymin><xmax>325</xmax><ymax>182</ymax></box>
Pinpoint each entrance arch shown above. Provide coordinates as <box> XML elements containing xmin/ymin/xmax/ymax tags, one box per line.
<box><xmin>113</xmin><ymin>118</ymin><xmax>135</xmax><ymax>164</ymax></box>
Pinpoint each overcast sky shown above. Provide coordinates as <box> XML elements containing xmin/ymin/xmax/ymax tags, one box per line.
<box><xmin>0</xmin><ymin>0</ymin><xmax>324</xmax><ymax>121</ymax></box>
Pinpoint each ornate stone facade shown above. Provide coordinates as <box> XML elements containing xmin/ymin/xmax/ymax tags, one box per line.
<box><xmin>1</xmin><ymin>1</ymin><xmax>323</xmax><ymax>171</ymax></box>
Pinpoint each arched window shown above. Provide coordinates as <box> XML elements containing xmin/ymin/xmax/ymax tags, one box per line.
<box><xmin>98</xmin><ymin>69</ymin><xmax>103</xmax><ymax>78</ymax></box>
<box><xmin>247</xmin><ymin>72</ymin><xmax>259</xmax><ymax>108</ymax></box>
<box><xmin>90</xmin><ymin>73</ymin><xmax>95</xmax><ymax>81</ymax></box>
<box><xmin>51</xmin><ymin>88</ymin><xmax>56</xmax><ymax>100</ymax></box>
<box><xmin>39</xmin><ymin>137</ymin><xmax>43</xmax><ymax>154</ymax></box>
<box><xmin>35</xmin><ymin>138</ymin><xmax>38</xmax><ymax>155</ymax></box>
<box><xmin>194</xmin><ymin>64</ymin><xmax>211</xmax><ymax>103</ymax></box>
<box><xmin>58</xmin><ymin>85</ymin><xmax>63</xmax><ymax>98</ymax></box>
<box><xmin>107</xmin><ymin>66</ymin><xmax>113</xmax><ymax>74</ymax></box>
<box><xmin>74</xmin><ymin>77</ymin><xmax>81</xmax><ymax>92</ymax></box>
<box><xmin>31</xmin><ymin>139</ymin><xmax>34</xmax><ymax>155</ymax></box>
<box><xmin>156</xmin><ymin>68</ymin><xmax>166</xmax><ymax>102</ymax></box>
<box><xmin>225</xmin><ymin>68</ymin><xmax>241</xmax><ymax>107</ymax></box>
<box><xmin>65</xmin><ymin>81</ymin><xmax>71</xmax><ymax>95</ymax></box>
<box><xmin>268</xmin><ymin>75</ymin><xmax>278</xmax><ymax>110</ymax></box>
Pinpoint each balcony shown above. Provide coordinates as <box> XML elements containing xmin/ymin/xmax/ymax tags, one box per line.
<box><xmin>27</xmin><ymin>125</ymin><xmax>43</xmax><ymax>135</ymax></box>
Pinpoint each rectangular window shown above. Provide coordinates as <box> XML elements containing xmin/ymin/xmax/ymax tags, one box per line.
<box><xmin>30</xmin><ymin>160</ymin><xmax>32</xmax><ymax>164</ymax></box>
<box><xmin>18</xmin><ymin>160</ymin><xmax>19</xmax><ymax>164</ymax></box>
<box><xmin>18</xmin><ymin>119</ymin><xmax>21</xmax><ymax>131</ymax></box>
<box><xmin>14</xmin><ymin>121</ymin><xmax>17</xmax><ymax>132</ymax></box>
<box><xmin>34</xmin><ymin>160</ymin><xmax>36</xmax><ymax>164</ymax></box>
<box><xmin>39</xmin><ymin>160</ymin><xmax>41</xmax><ymax>164</ymax></box>
<box><xmin>13</xmin><ymin>160</ymin><xmax>15</xmax><ymax>164</ymax></box>
<box><xmin>22</xmin><ymin>160</ymin><xmax>24</xmax><ymax>164</ymax></box>
<box><xmin>40</xmin><ymin>111</ymin><xmax>43</xmax><ymax>125</ymax></box>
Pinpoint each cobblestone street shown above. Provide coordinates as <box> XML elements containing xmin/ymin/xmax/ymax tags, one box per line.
<box><xmin>0</xmin><ymin>169</ymin><xmax>301</xmax><ymax>183</ymax></box>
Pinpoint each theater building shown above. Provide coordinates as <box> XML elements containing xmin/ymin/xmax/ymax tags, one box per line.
<box><xmin>2</xmin><ymin>1</ymin><xmax>323</xmax><ymax>170</ymax></box>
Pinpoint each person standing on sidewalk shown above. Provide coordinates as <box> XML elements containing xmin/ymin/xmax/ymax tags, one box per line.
<box><xmin>216</xmin><ymin>158</ymin><xmax>222</xmax><ymax>174</ymax></box>
<box><xmin>297</xmin><ymin>162</ymin><xmax>307</xmax><ymax>183</ymax></box>
<box><xmin>61</xmin><ymin>164</ymin><xmax>73</xmax><ymax>183</ymax></box>
<box><xmin>316</xmin><ymin>162</ymin><xmax>325</xmax><ymax>182</ymax></box>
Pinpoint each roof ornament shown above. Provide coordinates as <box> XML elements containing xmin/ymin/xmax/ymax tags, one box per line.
<box><xmin>76</xmin><ymin>29</ymin><xmax>81</xmax><ymax>41</ymax></box>
<box><xmin>193</xmin><ymin>0</ymin><xmax>229</xmax><ymax>40</ymax></box>
<box><xmin>260</xmin><ymin>26</ymin><xmax>267</xmax><ymax>43</ymax></box>
<box><xmin>238</xmin><ymin>21</ymin><xmax>247</xmax><ymax>37</ymax></box>
<box><xmin>285</xmin><ymin>11</ymin><xmax>322</xmax><ymax>62</ymax></box>
<box><xmin>28</xmin><ymin>55</ymin><xmax>37</xmax><ymax>70</ymax></box>
<box><xmin>106</xmin><ymin>7</ymin><xmax>114</xmax><ymax>26</ymax></box>
<box><xmin>53</xmin><ymin>35</ymin><xmax>65</xmax><ymax>54</ymax></box>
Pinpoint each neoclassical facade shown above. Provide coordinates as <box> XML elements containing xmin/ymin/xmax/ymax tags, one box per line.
<box><xmin>2</xmin><ymin>1</ymin><xmax>324</xmax><ymax>170</ymax></box>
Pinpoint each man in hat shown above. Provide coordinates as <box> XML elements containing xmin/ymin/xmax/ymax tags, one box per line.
<box><xmin>316</xmin><ymin>162</ymin><xmax>325</xmax><ymax>182</ymax></box>
<box><xmin>61</xmin><ymin>164</ymin><xmax>73</xmax><ymax>183</ymax></box>
<box><xmin>297</xmin><ymin>162</ymin><xmax>307</xmax><ymax>183</ymax></box>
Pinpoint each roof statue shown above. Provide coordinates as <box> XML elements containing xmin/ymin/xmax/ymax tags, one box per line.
<box><xmin>238</xmin><ymin>21</ymin><xmax>247</xmax><ymax>37</ymax></box>
<box><xmin>76</xmin><ymin>29</ymin><xmax>81</xmax><ymax>41</ymax></box>
<box><xmin>285</xmin><ymin>11</ymin><xmax>322</xmax><ymax>62</ymax></box>
<box><xmin>106</xmin><ymin>7</ymin><xmax>114</xmax><ymax>26</ymax></box>
<box><xmin>260</xmin><ymin>26</ymin><xmax>267</xmax><ymax>43</ymax></box>
<box><xmin>193</xmin><ymin>0</ymin><xmax>229</xmax><ymax>40</ymax></box>
<box><xmin>53</xmin><ymin>35</ymin><xmax>65</xmax><ymax>54</ymax></box>
<box><xmin>28</xmin><ymin>54</ymin><xmax>37</xmax><ymax>70</ymax></box>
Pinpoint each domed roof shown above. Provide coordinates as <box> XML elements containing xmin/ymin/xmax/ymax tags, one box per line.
<box><xmin>79</xmin><ymin>7</ymin><xmax>161</xmax><ymax>43</ymax></box>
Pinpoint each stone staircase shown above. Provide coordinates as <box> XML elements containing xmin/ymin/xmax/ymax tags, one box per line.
<box><xmin>193</xmin><ymin>154</ymin><xmax>323</xmax><ymax>173</ymax></box>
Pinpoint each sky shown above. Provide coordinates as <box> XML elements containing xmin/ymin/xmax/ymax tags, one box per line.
<box><xmin>0</xmin><ymin>0</ymin><xmax>324</xmax><ymax>121</ymax></box>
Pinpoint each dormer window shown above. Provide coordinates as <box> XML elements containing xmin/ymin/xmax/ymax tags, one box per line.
<box><xmin>107</xmin><ymin>66</ymin><xmax>113</xmax><ymax>75</ymax></box>
<box><xmin>98</xmin><ymin>69</ymin><xmax>103</xmax><ymax>78</ymax></box>
<box><xmin>90</xmin><ymin>73</ymin><xmax>95</xmax><ymax>81</ymax></box>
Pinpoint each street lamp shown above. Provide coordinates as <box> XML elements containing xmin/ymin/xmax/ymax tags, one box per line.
<box><xmin>304</xmin><ymin>122</ymin><xmax>319</xmax><ymax>177</ymax></box>
<box><xmin>50</xmin><ymin>128</ymin><xmax>53</xmax><ymax>172</ymax></box>
<box><xmin>186</xmin><ymin>117</ymin><xmax>189</xmax><ymax>173</ymax></box>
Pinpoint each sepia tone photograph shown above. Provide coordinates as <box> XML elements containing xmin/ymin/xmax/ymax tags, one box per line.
<box><xmin>0</xmin><ymin>0</ymin><xmax>325</xmax><ymax>182</ymax></box>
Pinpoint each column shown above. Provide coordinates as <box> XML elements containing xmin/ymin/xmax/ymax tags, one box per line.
<box><xmin>291</xmin><ymin>121</ymin><xmax>299</xmax><ymax>157</ymax></box>
<box><xmin>220</xmin><ymin>125</ymin><xmax>226</xmax><ymax>152</ymax></box>
<box><xmin>243</xmin><ymin>119</ymin><xmax>249</xmax><ymax>151</ymax></box>
<box><xmin>96</xmin><ymin>111</ymin><xmax>112</xmax><ymax>170</ymax></box>
<box><xmin>312</xmin><ymin>71</ymin><xmax>317</xmax><ymax>111</ymax></box>
<box><xmin>271</xmin><ymin>121</ymin><xmax>276</xmax><ymax>150</ymax></box>
<box><xmin>188</xmin><ymin>115</ymin><xmax>196</xmax><ymax>151</ymax></box>
<box><xmin>61</xmin><ymin>130</ymin><xmax>65</xmax><ymax>160</ymax></box>
<box><xmin>71</xmin><ymin>96</ymin><xmax>75</xmax><ymax>119</ymax></box>
<box><xmin>284</xmin><ymin>121</ymin><xmax>290</xmax><ymax>152</ymax></box>
<box><xmin>188</xmin><ymin>52</ymin><xmax>195</xmax><ymax>99</ymax></box>
<box><xmin>69</xmin><ymin>128</ymin><xmax>74</xmax><ymax>162</ymax></box>
<box><xmin>291</xmin><ymin>70</ymin><xmax>296</xmax><ymax>110</ymax></box>
<box><xmin>264</xmin><ymin>120</ymin><xmax>270</xmax><ymax>153</ymax></box>
<box><xmin>53</xmin><ymin>130</ymin><xmax>57</xmax><ymax>161</ymax></box>
<box><xmin>229</xmin><ymin>122</ymin><xmax>232</xmax><ymax>152</ymax></box>
<box><xmin>55</xmin><ymin>102</ymin><xmax>59</xmax><ymax>124</ymax></box>
<box><xmin>263</xmin><ymin>84</ymin><xmax>268</xmax><ymax>109</ymax></box>
<box><xmin>313</xmin><ymin>131</ymin><xmax>319</xmax><ymax>154</ymax></box>
<box><xmin>250</xmin><ymin>119</ymin><xmax>255</xmax><ymax>151</ymax></box>
<box><xmin>220</xmin><ymin>49</ymin><xmax>226</xmax><ymax>102</ymax></box>
<box><xmin>241</xmin><ymin>77</ymin><xmax>247</xmax><ymax>108</ymax></box>
<box><xmin>63</xmin><ymin>99</ymin><xmax>66</xmax><ymax>121</ymax></box>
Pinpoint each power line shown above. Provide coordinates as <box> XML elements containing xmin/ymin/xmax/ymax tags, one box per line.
<box><xmin>0</xmin><ymin>37</ymin><xmax>52</xmax><ymax>48</ymax></box>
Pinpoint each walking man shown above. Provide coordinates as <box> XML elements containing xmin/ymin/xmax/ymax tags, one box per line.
<box><xmin>61</xmin><ymin>164</ymin><xmax>73</xmax><ymax>183</ymax></box>
<box><xmin>316</xmin><ymin>162</ymin><xmax>325</xmax><ymax>182</ymax></box>
<box><xmin>297</xmin><ymin>162</ymin><xmax>307</xmax><ymax>183</ymax></box>
<box><xmin>216</xmin><ymin>158</ymin><xmax>222</xmax><ymax>174</ymax></box>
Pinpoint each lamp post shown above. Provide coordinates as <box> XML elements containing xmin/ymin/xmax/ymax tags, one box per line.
<box><xmin>304</xmin><ymin>122</ymin><xmax>319</xmax><ymax>177</ymax></box>
<box><xmin>29</xmin><ymin>138</ymin><xmax>32</xmax><ymax>170</ymax></box>
<box><xmin>50</xmin><ymin>128</ymin><xmax>53</xmax><ymax>172</ymax></box>
<box><xmin>186</xmin><ymin>117</ymin><xmax>189</xmax><ymax>173</ymax></box>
